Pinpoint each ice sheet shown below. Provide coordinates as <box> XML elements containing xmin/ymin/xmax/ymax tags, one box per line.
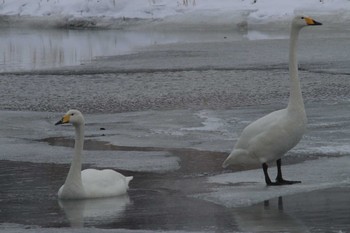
<box><xmin>1</xmin><ymin>100</ymin><xmax>350</xmax><ymax>171</ymax></box>
<box><xmin>0</xmin><ymin>140</ymin><xmax>179</xmax><ymax>172</ymax></box>
<box><xmin>86</xmin><ymin>109</ymin><xmax>235</xmax><ymax>152</ymax></box>
<box><xmin>0</xmin><ymin>111</ymin><xmax>180</xmax><ymax>172</ymax></box>
<box><xmin>194</xmin><ymin>156</ymin><xmax>350</xmax><ymax>208</ymax></box>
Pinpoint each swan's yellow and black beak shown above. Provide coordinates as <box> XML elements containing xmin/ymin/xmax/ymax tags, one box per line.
<box><xmin>304</xmin><ymin>17</ymin><xmax>322</xmax><ymax>26</ymax></box>
<box><xmin>55</xmin><ymin>115</ymin><xmax>70</xmax><ymax>125</ymax></box>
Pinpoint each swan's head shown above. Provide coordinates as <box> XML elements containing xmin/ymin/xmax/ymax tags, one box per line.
<box><xmin>55</xmin><ymin>109</ymin><xmax>85</xmax><ymax>126</ymax></box>
<box><xmin>292</xmin><ymin>16</ymin><xmax>322</xmax><ymax>28</ymax></box>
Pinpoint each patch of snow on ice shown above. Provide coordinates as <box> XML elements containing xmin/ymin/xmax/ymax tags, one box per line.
<box><xmin>181</xmin><ymin>110</ymin><xmax>227</xmax><ymax>132</ymax></box>
<box><xmin>294</xmin><ymin>144</ymin><xmax>350</xmax><ymax>157</ymax></box>
<box><xmin>246</xmin><ymin>30</ymin><xmax>288</xmax><ymax>40</ymax></box>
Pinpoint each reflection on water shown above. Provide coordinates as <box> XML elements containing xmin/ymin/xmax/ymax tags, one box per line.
<box><xmin>0</xmin><ymin>28</ymin><xmax>246</xmax><ymax>72</ymax></box>
<box><xmin>58</xmin><ymin>195</ymin><xmax>131</xmax><ymax>228</ymax></box>
<box><xmin>0</xmin><ymin>28</ymin><xmax>144</xmax><ymax>72</ymax></box>
<box><xmin>234</xmin><ymin>197</ymin><xmax>310</xmax><ymax>233</ymax></box>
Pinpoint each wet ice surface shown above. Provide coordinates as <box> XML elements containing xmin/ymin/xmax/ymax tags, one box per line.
<box><xmin>1</xmin><ymin>27</ymin><xmax>350</xmax><ymax>232</ymax></box>
<box><xmin>196</xmin><ymin>156</ymin><xmax>350</xmax><ymax>207</ymax></box>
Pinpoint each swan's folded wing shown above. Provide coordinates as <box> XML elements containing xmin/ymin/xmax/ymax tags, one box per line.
<box><xmin>235</xmin><ymin>109</ymin><xmax>287</xmax><ymax>149</ymax></box>
<box><xmin>82</xmin><ymin>169</ymin><xmax>130</xmax><ymax>198</ymax></box>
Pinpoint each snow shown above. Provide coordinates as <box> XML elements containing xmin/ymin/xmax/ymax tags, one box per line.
<box><xmin>0</xmin><ymin>0</ymin><xmax>349</xmax><ymax>29</ymax></box>
<box><xmin>181</xmin><ymin>110</ymin><xmax>228</xmax><ymax>132</ymax></box>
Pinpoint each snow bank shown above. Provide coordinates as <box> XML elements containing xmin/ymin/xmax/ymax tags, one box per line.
<box><xmin>0</xmin><ymin>0</ymin><xmax>349</xmax><ymax>29</ymax></box>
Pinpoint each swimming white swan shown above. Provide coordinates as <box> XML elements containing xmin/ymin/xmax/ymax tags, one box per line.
<box><xmin>55</xmin><ymin>109</ymin><xmax>133</xmax><ymax>199</ymax></box>
<box><xmin>222</xmin><ymin>16</ymin><xmax>322</xmax><ymax>185</ymax></box>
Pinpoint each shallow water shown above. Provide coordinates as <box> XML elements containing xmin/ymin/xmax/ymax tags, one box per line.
<box><xmin>0</xmin><ymin>27</ymin><xmax>242</xmax><ymax>73</ymax></box>
<box><xmin>1</xmin><ymin>157</ymin><xmax>350</xmax><ymax>233</ymax></box>
<box><xmin>1</xmin><ymin>157</ymin><xmax>350</xmax><ymax>232</ymax></box>
<box><xmin>1</xmin><ymin>25</ymin><xmax>350</xmax><ymax>232</ymax></box>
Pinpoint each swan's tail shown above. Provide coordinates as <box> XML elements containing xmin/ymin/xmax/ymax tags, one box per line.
<box><xmin>126</xmin><ymin>176</ymin><xmax>133</xmax><ymax>185</ymax></box>
<box><xmin>222</xmin><ymin>149</ymin><xmax>248</xmax><ymax>168</ymax></box>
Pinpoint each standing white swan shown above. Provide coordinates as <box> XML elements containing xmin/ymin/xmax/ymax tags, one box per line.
<box><xmin>55</xmin><ymin>109</ymin><xmax>133</xmax><ymax>199</ymax></box>
<box><xmin>222</xmin><ymin>16</ymin><xmax>322</xmax><ymax>185</ymax></box>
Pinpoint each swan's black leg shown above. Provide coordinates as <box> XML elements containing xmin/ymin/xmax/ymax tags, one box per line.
<box><xmin>262</xmin><ymin>163</ymin><xmax>273</xmax><ymax>185</ymax></box>
<box><xmin>275</xmin><ymin>159</ymin><xmax>301</xmax><ymax>185</ymax></box>
<box><xmin>262</xmin><ymin>160</ymin><xmax>301</xmax><ymax>186</ymax></box>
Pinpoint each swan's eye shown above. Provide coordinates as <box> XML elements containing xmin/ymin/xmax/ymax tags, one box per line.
<box><xmin>71</xmin><ymin>113</ymin><xmax>74</xmax><ymax>116</ymax></box>
<box><xmin>301</xmin><ymin>17</ymin><xmax>304</xmax><ymax>19</ymax></box>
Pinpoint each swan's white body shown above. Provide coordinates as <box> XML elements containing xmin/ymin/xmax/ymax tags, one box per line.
<box><xmin>223</xmin><ymin>16</ymin><xmax>320</xmax><ymax>169</ymax></box>
<box><xmin>224</xmin><ymin>108</ymin><xmax>306</xmax><ymax>166</ymax></box>
<box><xmin>56</xmin><ymin>110</ymin><xmax>133</xmax><ymax>199</ymax></box>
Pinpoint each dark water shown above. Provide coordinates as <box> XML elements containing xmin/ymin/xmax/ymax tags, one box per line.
<box><xmin>1</xmin><ymin>139</ymin><xmax>350</xmax><ymax>232</ymax></box>
<box><xmin>0</xmin><ymin>150</ymin><xmax>236</xmax><ymax>232</ymax></box>
<box><xmin>0</xmin><ymin>28</ymin><xmax>126</xmax><ymax>72</ymax></box>
<box><xmin>0</xmin><ymin>27</ymin><xmax>237</xmax><ymax>73</ymax></box>
<box><xmin>1</xmin><ymin>157</ymin><xmax>350</xmax><ymax>232</ymax></box>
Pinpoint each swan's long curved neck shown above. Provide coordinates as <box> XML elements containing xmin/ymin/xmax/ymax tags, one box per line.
<box><xmin>64</xmin><ymin>123</ymin><xmax>84</xmax><ymax>188</ymax></box>
<box><xmin>287</xmin><ymin>25</ymin><xmax>305</xmax><ymax>112</ymax></box>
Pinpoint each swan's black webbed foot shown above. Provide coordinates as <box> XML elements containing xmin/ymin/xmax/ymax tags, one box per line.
<box><xmin>275</xmin><ymin>178</ymin><xmax>301</xmax><ymax>185</ymax></box>
<box><xmin>266</xmin><ymin>178</ymin><xmax>301</xmax><ymax>186</ymax></box>
<box><xmin>274</xmin><ymin>159</ymin><xmax>301</xmax><ymax>185</ymax></box>
<box><xmin>262</xmin><ymin>160</ymin><xmax>301</xmax><ymax>186</ymax></box>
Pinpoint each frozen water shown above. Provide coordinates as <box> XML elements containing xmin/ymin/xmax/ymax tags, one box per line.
<box><xmin>1</xmin><ymin>101</ymin><xmax>350</xmax><ymax>170</ymax></box>
<box><xmin>194</xmin><ymin>156</ymin><xmax>350</xmax><ymax>208</ymax></box>
<box><xmin>0</xmin><ymin>111</ymin><xmax>180</xmax><ymax>172</ymax></box>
